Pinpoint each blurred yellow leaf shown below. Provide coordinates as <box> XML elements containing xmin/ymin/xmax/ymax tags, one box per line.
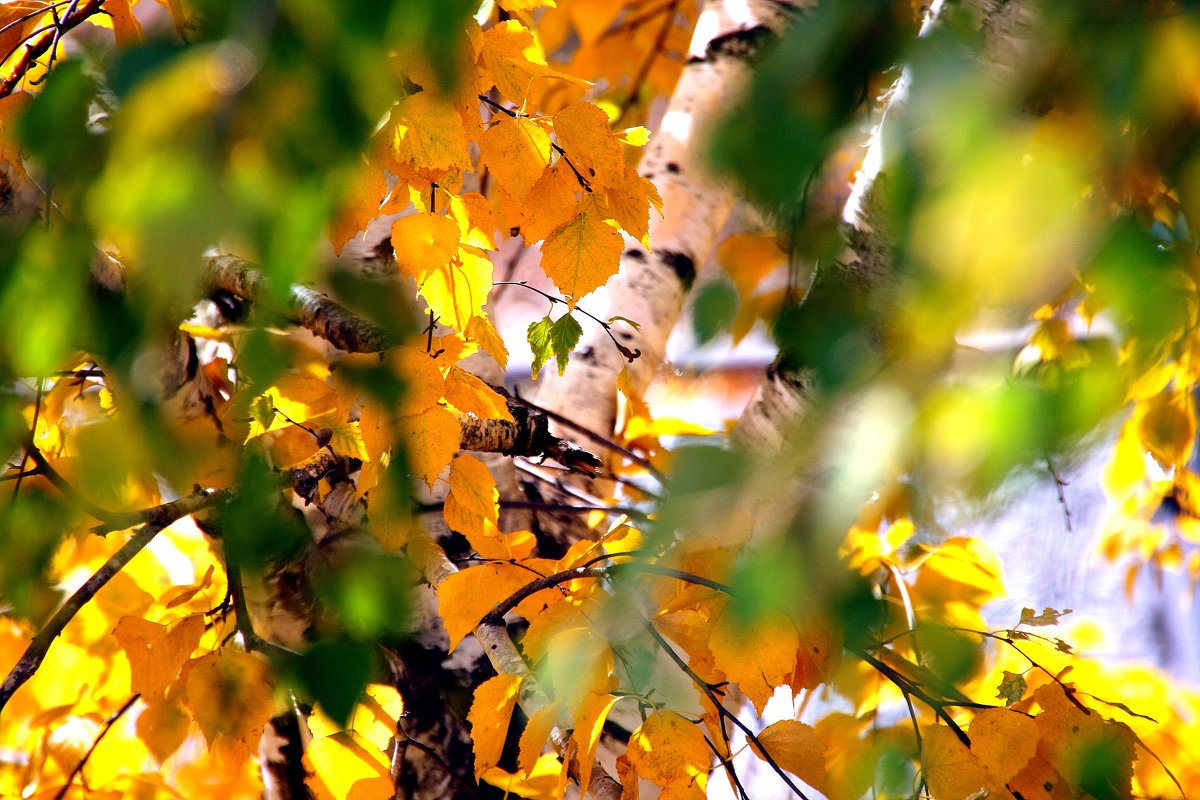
<box><xmin>305</xmin><ymin>731</ymin><xmax>393</xmax><ymax>800</ymax></box>
<box><xmin>399</xmin><ymin>404</ymin><xmax>460</xmax><ymax>488</ymax></box>
<box><xmin>182</xmin><ymin>650</ymin><xmax>275</xmax><ymax>759</ymax></box>
<box><xmin>627</xmin><ymin>711</ymin><xmax>709</xmax><ymax>800</ymax></box>
<box><xmin>1138</xmin><ymin>391</ymin><xmax>1196</xmax><ymax>468</ymax></box>
<box><xmin>392</xmin><ymin>212</ymin><xmax>460</xmax><ymax>283</ymax></box>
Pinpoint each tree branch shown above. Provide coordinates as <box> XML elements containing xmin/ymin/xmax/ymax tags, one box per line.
<box><xmin>205</xmin><ymin>254</ymin><xmax>393</xmax><ymax>353</ymax></box>
<box><xmin>0</xmin><ymin>487</ymin><xmax>231</xmax><ymax>715</ymax></box>
<box><xmin>0</xmin><ymin>0</ymin><xmax>105</xmax><ymax>99</ymax></box>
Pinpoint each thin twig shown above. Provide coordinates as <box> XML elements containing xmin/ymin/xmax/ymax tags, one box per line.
<box><xmin>12</xmin><ymin>379</ymin><xmax>43</xmax><ymax>502</ymax></box>
<box><xmin>644</xmin><ymin>623</ymin><xmax>812</xmax><ymax>800</ymax></box>
<box><xmin>417</xmin><ymin>499</ymin><xmax>647</xmax><ymax>519</ymax></box>
<box><xmin>616</xmin><ymin>0</ymin><xmax>681</xmax><ymax>124</ymax></box>
<box><xmin>53</xmin><ymin>694</ymin><xmax>140</xmax><ymax>800</ymax></box>
<box><xmin>1044</xmin><ymin>454</ymin><xmax>1072</xmax><ymax>532</ymax></box>
<box><xmin>494</xmin><ymin>280</ymin><xmax>641</xmax><ymax>363</ymax></box>
<box><xmin>477</xmin><ymin>95</ymin><xmax>593</xmax><ymax>191</ymax></box>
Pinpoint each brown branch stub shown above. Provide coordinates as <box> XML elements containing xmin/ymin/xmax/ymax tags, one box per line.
<box><xmin>458</xmin><ymin>400</ymin><xmax>602</xmax><ymax>476</ymax></box>
<box><xmin>204</xmin><ymin>255</ymin><xmax>392</xmax><ymax>354</ymax></box>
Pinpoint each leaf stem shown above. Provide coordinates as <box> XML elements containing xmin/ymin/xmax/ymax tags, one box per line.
<box><xmin>494</xmin><ymin>280</ymin><xmax>641</xmax><ymax>363</ymax></box>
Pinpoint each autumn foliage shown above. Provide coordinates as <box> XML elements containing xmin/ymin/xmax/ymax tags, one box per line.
<box><xmin>1</xmin><ymin>1</ymin><xmax>1200</xmax><ymax>799</ymax></box>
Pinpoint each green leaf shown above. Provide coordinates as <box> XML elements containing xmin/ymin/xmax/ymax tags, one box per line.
<box><xmin>528</xmin><ymin>316</ymin><xmax>554</xmax><ymax>378</ymax></box>
<box><xmin>692</xmin><ymin>280</ymin><xmax>738</xmax><ymax>344</ymax></box>
<box><xmin>528</xmin><ymin>314</ymin><xmax>583</xmax><ymax>377</ymax></box>
<box><xmin>549</xmin><ymin>314</ymin><xmax>583</xmax><ymax>374</ymax></box>
<box><xmin>996</xmin><ymin>671</ymin><xmax>1027</xmax><ymax>707</ymax></box>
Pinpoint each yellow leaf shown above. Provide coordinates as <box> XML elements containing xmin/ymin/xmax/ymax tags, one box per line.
<box><xmin>244</xmin><ymin>372</ymin><xmax>338</xmax><ymax>443</ymax></box>
<box><xmin>519</xmin><ymin>703</ymin><xmax>561</xmax><ymax>776</ymax></box>
<box><xmin>619</xmin><ymin>126</ymin><xmax>652</xmax><ymax>147</ymax></box>
<box><xmin>114</xmin><ymin>614</ymin><xmax>204</xmax><ymax>698</ymax></box>
<box><xmin>445</xmin><ymin>366</ymin><xmax>514</xmax><ymax>421</ymax></box>
<box><xmin>717</xmin><ymin>232</ymin><xmax>788</xmax><ymax>299</ymax></box>
<box><xmin>1032</xmin><ymin>684</ymin><xmax>1135</xmax><ymax>798</ymax></box>
<box><xmin>482</xmin><ymin>752</ymin><xmax>565</xmax><ymax>800</ymax></box>
<box><xmin>627</xmin><ymin>711</ymin><xmax>709</xmax><ymax>799</ymax></box>
<box><xmin>519</xmin><ymin>163</ymin><xmax>581</xmax><ymax>244</ymax></box>
<box><xmin>497</xmin><ymin>0</ymin><xmax>556</xmax><ymax>11</ymax></box>
<box><xmin>308</xmin><ymin>684</ymin><xmax>405</xmax><ymax>754</ymax></box>
<box><xmin>541</xmin><ymin>193</ymin><xmax>623</xmax><ymax>306</ymax></box>
<box><xmin>969</xmin><ymin>707</ymin><xmax>1038</xmax><ymax>785</ymax></box>
<box><xmin>604</xmin><ymin>163</ymin><xmax>657</xmax><ymax>245</ymax></box>
<box><xmin>543</xmin><ymin>627</ymin><xmax>613</xmax><ymax>711</ymax></box>
<box><xmin>750</xmin><ymin>720</ymin><xmax>827</xmax><ymax>794</ymax></box>
<box><xmin>708</xmin><ymin>612</ymin><xmax>800</xmax><ymax>714</ymax></box>
<box><xmin>444</xmin><ymin>453</ymin><xmax>500</xmax><ymax>543</ymax></box>
<box><xmin>478</xmin><ymin>21</ymin><xmax>589</xmax><ymax>104</ymax></box>
<box><xmin>137</xmin><ymin>692</ymin><xmax>192</xmax><ymax>764</ymax></box>
<box><xmin>392</xmin><ymin>91</ymin><xmax>472</xmax><ymax>174</ymax></box>
<box><xmin>436</xmin><ymin>562</ymin><xmax>534</xmax><ymax>651</ymax></box>
<box><xmin>305</xmin><ymin>731</ymin><xmax>393</xmax><ymax>800</ymax></box>
<box><xmin>182</xmin><ymin>649</ymin><xmax>275</xmax><ymax>760</ymax></box>
<box><xmin>572</xmin><ymin>691</ymin><xmax>621</xmax><ymax>792</ymax></box>
<box><xmin>330</xmin><ymin>159</ymin><xmax>388</xmax><ymax>255</ymax></box>
<box><xmin>386</xmin><ymin>346</ymin><xmax>447</xmax><ymax>416</ymax></box>
<box><xmin>86</xmin><ymin>0</ymin><xmax>143</xmax><ymax>47</ymax></box>
<box><xmin>554</xmin><ymin>102</ymin><xmax>624</xmax><ymax>190</ymax></box>
<box><xmin>1138</xmin><ymin>391</ymin><xmax>1196</xmax><ymax>468</ymax></box>
<box><xmin>922</xmin><ymin>724</ymin><xmax>991</xmax><ymax>800</ymax></box>
<box><xmin>469</xmin><ymin>673</ymin><xmax>524</xmax><ymax>780</ymax></box>
<box><xmin>479</xmin><ymin>116</ymin><xmax>552</xmax><ymax>203</ymax></box>
<box><xmin>392</xmin><ymin>213</ymin><xmax>460</xmax><ymax>283</ymax></box>
<box><xmin>399</xmin><ymin>405</ymin><xmax>461</xmax><ymax>488</ymax></box>
<box><xmin>466</xmin><ymin>313</ymin><xmax>510</xmax><ymax>371</ymax></box>
<box><xmin>450</xmin><ymin>191</ymin><xmax>497</xmax><ymax>250</ymax></box>
<box><xmin>912</xmin><ymin>536</ymin><xmax>1006</xmax><ymax>607</ymax></box>
<box><xmin>419</xmin><ymin>245</ymin><xmax>493</xmax><ymax>332</ymax></box>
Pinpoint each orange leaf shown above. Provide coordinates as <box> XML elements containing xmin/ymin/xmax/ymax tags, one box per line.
<box><xmin>392</xmin><ymin>91</ymin><xmax>472</xmax><ymax>174</ymax></box>
<box><xmin>436</xmin><ymin>562</ymin><xmax>535</xmax><ymax>651</ymax></box>
<box><xmin>540</xmin><ymin>193</ymin><xmax>623</xmax><ymax>306</ymax></box>
<box><xmin>392</xmin><ymin>213</ymin><xmax>460</xmax><ymax>283</ymax></box>
<box><xmin>519</xmin><ymin>703</ymin><xmax>561</xmax><ymax>776</ymax></box>
<box><xmin>708</xmin><ymin>612</ymin><xmax>799</xmax><ymax>714</ymax></box>
<box><xmin>182</xmin><ymin>650</ymin><xmax>275</xmax><ymax>759</ymax></box>
<box><xmin>330</xmin><ymin>160</ymin><xmax>388</xmax><ymax>255</ymax></box>
<box><xmin>479</xmin><ymin>116</ymin><xmax>552</xmax><ymax>203</ymax></box>
<box><xmin>627</xmin><ymin>711</ymin><xmax>709</xmax><ymax>799</ymax></box>
<box><xmin>444</xmin><ymin>453</ymin><xmax>500</xmax><ymax>544</ymax></box>
<box><xmin>137</xmin><ymin>692</ymin><xmax>191</xmax><ymax>764</ymax></box>
<box><xmin>969</xmin><ymin>707</ymin><xmax>1038</xmax><ymax>785</ymax></box>
<box><xmin>519</xmin><ymin>164</ymin><xmax>580</xmax><ymax>244</ymax></box>
<box><xmin>554</xmin><ymin>102</ymin><xmax>624</xmax><ymax>190</ymax></box>
<box><xmin>750</xmin><ymin>720</ymin><xmax>827</xmax><ymax>794</ymax></box>
<box><xmin>572</xmin><ymin>691</ymin><xmax>621</xmax><ymax>792</ymax></box>
<box><xmin>445</xmin><ymin>366</ymin><xmax>514</xmax><ymax>421</ymax></box>
<box><xmin>469</xmin><ymin>673</ymin><xmax>524</xmax><ymax>780</ymax></box>
<box><xmin>399</xmin><ymin>405</ymin><xmax>461</xmax><ymax>488</ymax></box>
<box><xmin>921</xmin><ymin>724</ymin><xmax>991</xmax><ymax>800</ymax></box>
<box><xmin>114</xmin><ymin>613</ymin><xmax>204</xmax><ymax>699</ymax></box>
